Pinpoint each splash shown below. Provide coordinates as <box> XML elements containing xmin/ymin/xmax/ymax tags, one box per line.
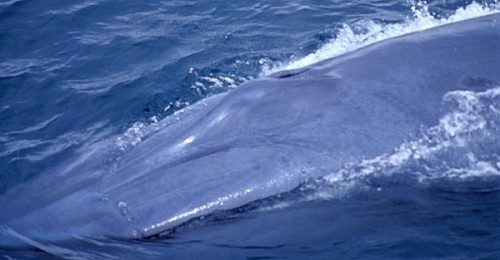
<box><xmin>265</xmin><ymin>1</ymin><xmax>499</xmax><ymax>73</ymax></box>
<box><xmin>257</xmin><ymin>86</ymin><xmax>500</xmax><ymax>209</ymax></box>
<box><xmin>321</xmin><ymin>86</ymin><xmax>500</xmax><ymax>196</ymax></box>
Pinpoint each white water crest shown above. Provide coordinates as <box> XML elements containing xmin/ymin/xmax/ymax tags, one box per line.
<box><xmin>265</xmin><ymin>1</ymin><xmax>500</xmax><ymax>73</ymax></box>
<box><xmin>322</xmin><ymin>86</ymin><xmax>500</xmax><ymax>196</ymax></box>
<box><xmin>256</xmin><ymin>84</ymin><xmax>500</xmax><ymax>211</ymax></box>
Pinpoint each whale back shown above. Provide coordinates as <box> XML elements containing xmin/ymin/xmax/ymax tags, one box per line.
<box><xmin>1</xmin><ymin>13</ymin><xmax>499</xmax><ymax>246</ymax></box>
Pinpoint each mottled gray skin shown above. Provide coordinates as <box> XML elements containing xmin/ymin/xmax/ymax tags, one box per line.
<box><xmin>1</xmin><ymin>14</ymin><xmax>499</xmax><ymax>248</ymax></box>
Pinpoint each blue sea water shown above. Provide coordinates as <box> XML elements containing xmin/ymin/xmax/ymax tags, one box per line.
<box><xmin>1</xmin><ymin>0</ymin><xmax>499</xmax><ymax>259</ymax></box>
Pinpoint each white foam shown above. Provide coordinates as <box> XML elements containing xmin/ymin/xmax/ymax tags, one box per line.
<box><xmin>114</xmin><ymin>122</ymin><xmax>148</xmax><ymax>151</ymax></box>
<box><xmin>193</xmin><ymin>75</ymin><xmax>247</xmax><ymax>91</ymax></box>
<box><xmin>323</xmin><ymin>86</ymin><xmax>500</xmax><ymax>187</ymax></box>
<box><xmin>264</xmin><ymin>1</ymin><xmax>499</xmax><ymax>74</ymax></box>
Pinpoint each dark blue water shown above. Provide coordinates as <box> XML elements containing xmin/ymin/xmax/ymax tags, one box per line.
<box><xmin>1</xmin><ymin>0</ymin><xmax>499</xmax><ymax>258</ymax></box>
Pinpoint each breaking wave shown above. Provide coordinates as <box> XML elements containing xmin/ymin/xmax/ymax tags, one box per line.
<box><xmin>265</xmin><ymin>1</ymin><xmax>499</xmax><ymax>73</ymax></box>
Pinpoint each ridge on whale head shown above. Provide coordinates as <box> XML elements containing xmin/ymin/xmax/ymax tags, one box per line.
<box><xmin>1</xmin><ymin>13</ymin><xmax>499</xmax><ymax>249</ymax></box>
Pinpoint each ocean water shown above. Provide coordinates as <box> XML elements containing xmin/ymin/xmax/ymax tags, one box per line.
<box><xmin>1</xmin><ymin>0</ymin><xmax>499</xmax><ymax>259</ymax></box>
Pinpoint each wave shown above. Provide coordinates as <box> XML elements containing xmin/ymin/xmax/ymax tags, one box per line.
<box><xmin>283</xmin><ymin>86</ymin><xmax>500</xmax><ymax>207</ymax></box>
<box><xmin>264</xmin><ymin>1</ymin><xmax>500</xmax><ymax>74</ymax></box>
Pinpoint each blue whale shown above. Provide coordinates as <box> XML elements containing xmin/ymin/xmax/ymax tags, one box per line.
<box><xmin>1</xmin><ymin>13</ymin><xmax>499</xmax><ymax>248</ymax></box>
